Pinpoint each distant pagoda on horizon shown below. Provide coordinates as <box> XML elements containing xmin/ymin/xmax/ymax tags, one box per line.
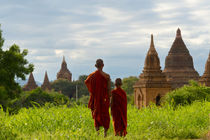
<box><xmin>200</xmin><ymin>52</ymin><xmax>210</xmax><ymax>86</ymax></box>
<box><xmin>163</xmin><ymin>28</ymin><xmax>199</xmax><ymax>89</ymax></box>
<box><xmin>41</xmin><ymin>71</ymin><xmax>51</xmax><ymax>90</ymax></box>
<box><xmin>56</xmin><ymin>56</ymin><xmax>72</xmax><ymax>81</ymax></box>
<box><xmin>134</xmin><ymin>35</ymin><xmax>171</xmax><ymax>109</ymax></box>
<box><xmin>23</xmin><ymin>72</ymin><xmax>38</xmax><ymax>91</ymax></box>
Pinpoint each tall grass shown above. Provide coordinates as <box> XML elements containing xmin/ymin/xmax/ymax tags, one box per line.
<box><xmin>0</xmin><ymin>101</ymin><xmax>210</xmax><ymax>139</ymax></box>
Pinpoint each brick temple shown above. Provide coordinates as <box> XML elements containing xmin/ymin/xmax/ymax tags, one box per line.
<box><xmin>56</xmin><ymin>56</ymin><xmax>72</xmax><ymax>81</ymax></box>
<box><xmin>134</xmin><ymin>35</ymin><xmax>171</xmax><ymax>108</ymax></box>
<box><xmin>163</xmin><ymin>28</ymin><xmax>199</xmax><ymax>89</ymax></box>
<box><xmin>200</xmin><ymin>52</ymin><xmax>210</xmax><ymax>86</ymax></box>
<box><xmin>41</xmin><ymin>71</ymin><xmax>51</xmax><ymax>91</ymax></box>
<box><xmin>23</xmin><ymin>72</ymin><xmax>38</xmax><ymax>91</ymax></box>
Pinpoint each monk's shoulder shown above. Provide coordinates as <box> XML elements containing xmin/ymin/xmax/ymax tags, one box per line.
<box><xmin>101</xmin><ymin>71</ymin><xmax>110</xmax><ymax>80</ymax></box>
<box><xmin>85</xmin><ymin>71</ymin><xmax>96</xmax><ymax>82</ymax></box>
<box><xmin>111</xmin><ymin>88</ymin><xmax>117</xmax><ymax>95</ymax></box>
<box><xmin>120</xmin><ymin>88</ymin><xmax>127</xmax><ymax>95</ymax></box>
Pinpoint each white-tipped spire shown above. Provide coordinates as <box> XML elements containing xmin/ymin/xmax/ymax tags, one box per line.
<box><xmin>176</xmin><ymin>28</ymin><xmax>182</xmax><ymax>38</ymax></box>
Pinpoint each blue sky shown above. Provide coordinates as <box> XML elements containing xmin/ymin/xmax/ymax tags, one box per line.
<box><xmin>0</xmin><ymin>0</ymin><xmax>210</xmax><ymax>82</ymax></box>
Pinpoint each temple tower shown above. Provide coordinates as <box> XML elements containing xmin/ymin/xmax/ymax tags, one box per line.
<box><xmin>134</xmin><ymin>35</ymin><xmax>171</xmax><ymax>109</ymax></box>
<box><xmin>57</xmin><ymin>56</ymin><xmax>72</xmax><ymax>81</ymax></box>
<box><xmin>23</xmin><ymin>72</ymin><xmax>38</xmax><ymax>91</ymax></box>
<box><xmin>200</xmin><ymin>52</ymin><xmax>210</xmax><ymax>86</ymax></box>
<box><xmin>41</xmin><ymin>71</ymin><xmax>51</xmax><ymax>90</ymax></box>
<box><xmin>163</xmin><ymin>28</ymin><xmax>199</xmax><ymax>89</ymax></box>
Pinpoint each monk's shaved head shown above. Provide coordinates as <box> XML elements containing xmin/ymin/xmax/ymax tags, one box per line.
<box><xmin>115</xmin><ymin>78</ymin><xmax>122</xmax><ymax>86</ymax></box>
<box><xmin>95</xmin><ymin>59</ymin><xmax>104</xmax><ymax>69</ymax></box>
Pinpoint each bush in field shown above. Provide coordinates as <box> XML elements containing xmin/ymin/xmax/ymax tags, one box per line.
<box><xmin>0</xmin><ymin>86</ymin><xmax>8</xmax><ymax>106</ymax></box>
<box><xmin>9</xmin><ymin>88</ymin><xmax>70</xmax><ymax>113</ymax></box>
<box><xmin>164</xmin><ymin>80</ymin><xmax>210</xmax><ymax>107</ymax></box>
<box><xmin>51</xmin><ymin>79</ymin><xmax>76</xmax><ymax>98</ymax></box>
<box><xmin>127</xmin><ymin>94</ymin><xmax>134</xmax><ymax>105</ymax></box>
<box><xmin>122</xmin><ymin>76</ymin><xmax>138</xmax><ymax>95</ymax></box>
<box><xmin>78</xmin><ymin>95</ymin><xmax>89</xmax><ymax>105</ymax></box>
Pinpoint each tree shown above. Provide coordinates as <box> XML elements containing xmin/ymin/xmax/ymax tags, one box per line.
<box><xmin>0</xmin><ymin>25</ymin><xmax>34</xmax><ymax>103</ymax></box>
<box><xmin>75</xmin><ymin>75</ymin><xmax>89</xmax><ymax>97</ymax></box>
<box><xmin>121</xmin><ymin>76</ymin><xmax>138</xmax><ymax>94</ymax></box>
<box><xmin>51</xmin><ymin>79</ymin><xmax>76</xmax><ymax>98</ymax></box>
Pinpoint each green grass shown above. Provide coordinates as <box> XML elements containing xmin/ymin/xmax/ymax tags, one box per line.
<box><xmin>0</xmin><ymin>101</ymin><xmax>210</xmax><ymax>140</ymax></box>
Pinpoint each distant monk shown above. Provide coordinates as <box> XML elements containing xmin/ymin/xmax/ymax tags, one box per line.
<box><xmin>85</xmin><ymin>59</ymin><xmax>111</xmax><ymax>137</ymax></box>
<box><xmin>111</xmin><ymin>78</ymin><xmax>127</xmax><ymax>137</ymax></box>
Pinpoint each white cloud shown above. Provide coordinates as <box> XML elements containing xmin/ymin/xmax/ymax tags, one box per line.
<box><xmin>97</xmin><ymin>7</ymin><xmax>133</xmax><ymax>23</ymax></box>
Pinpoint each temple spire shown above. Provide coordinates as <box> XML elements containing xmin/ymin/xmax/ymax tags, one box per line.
<box><xmin>134</xmin><ymin>34</ymin><xmax>171</xmax><ymax>109</ymax></box>
<box><xmin>148</xmin><ymin>34</ymin><xmax>157</xmax><ymax>55</ymax></box>
<box><xmin>163</xmin><ymin>28</ymin><xmax>199</xmax><ymax>89</ymax></box>
<box><xmin>144</xmin><ymin>34</ymin><xmax>160</xmax><ymax>70</ymax></box>
<box><xmin>23</xmin><ymin>72</ymin><xmax>38</xmax><ymax>91</ymax></box>
<box><xmin>41</xmin><ymin>71</ymin><xmax>51</xmax><ymax>90</ymax></box>
<box><xmin>208</xmin><ymin>51</ymin><xmax>210</xmax><ymax>60</ymax></box>
<box><xmin>57</xmin><ymin>56</ymin><xmax>72</xmax><ymax>81</ymax></box>
<box><xmin>176</xmin><ymin>28</ymin><xmax>182</xmax><ymax>38</ymax></box>
<box><xmin>200</xmin><ymin>51</ymin><xmax>210</xmax><ymax>86</ymax></box>
<box><xmin>150</xmin><ymin>34</ymin><xmax>154</xmax><ymax>48</ymax></box>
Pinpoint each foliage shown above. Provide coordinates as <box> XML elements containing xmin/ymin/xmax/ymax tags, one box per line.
<box><xmin>9</xmin><ymin>88</ymin><xmax>70</xmax><ymax>114</ymax></box>
<box><xmin>164</xmin><ymin>80</ymin><xmax>210</xmax><ymax>107</ymax></box>
<box><xmin>51</xmin><ymin>75</ymin><xmax>90</xmax><ymax>99</ymax></box>
<box><xmin>77</xmin><ymin>95</ymin><xmax>89</xmax><ymax>105</ymax></box>
<box><xmin>74</xmin><ymin>75</ymin><xmax>89</xmax><ymax>97</ymax></box>
<box><xmin>0</xmin><ymin>86</ymin><xmax>8</xmax><ymax>106</ymax></box>
<box><xmin>51</xmin><ymin>79</ymin><xmax>76</xmax><ymax>98</ymax></box>
<box><xmin>0</xmin><ymin>26</ymin><xmax>33</xmax><ymax>104</ymax></box>
<box><xmin>127</xmin><ymin>94</ymin><xmax>134</xmax><ymax>105</ymax></box>
<box><xmin>0</xmin><ymin>101</ymin><xmax>209</xmax><ymax>139</ymax></box>
<box><xmin>121</xmin><ymin>76</ymin><xmax>138</xmax><ymax>94</ymax></box>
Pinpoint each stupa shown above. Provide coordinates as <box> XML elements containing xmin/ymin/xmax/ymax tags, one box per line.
<box><xmin>134</xmin><ymin>35</ymin><xmax>171</xmax><ymax>109</ymax></box>
<box><xmin>163</xmin><ymin>28</ymin><xmax>199</xmax><ymax>89</ymax></box>
<box><xmin>200</xmin><ymin>52</ymin><xmax>210</xmax><ymax>86</ymax></box>
<box><xmin>57</xmin><ymin>56</ymin><xmax>72</xmax><ymax>81</ymax></box>
<box><xmin>23</xmin><ymin>72</ymin><xmax>38</xmax><ymax>91</ymax></box>
<box><xmin>41</xmin><ymin>71</ymin><xmax>51</xmax><ymax>90</ymax></box>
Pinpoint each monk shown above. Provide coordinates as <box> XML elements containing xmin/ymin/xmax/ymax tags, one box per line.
<box><xmin>111</xmin><ymin>78</ymin><xmax>127</xmax><ymax>137</ymax></box>
<box><xmin>85</xmin><ymin>59</ymin><xmax>111</xmax><ymax>137</ymax></box>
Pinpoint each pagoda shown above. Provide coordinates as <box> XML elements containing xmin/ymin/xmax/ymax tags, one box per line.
<box><xmin>57</xmin><ymin>56</ymin><xmax>72</xmax><ymax>81</ymax></box>
<box><xmin>200</xmin><ymin>52</ymin><xmax>210</xmax><ymax>86</ymax></box>
<box><xmin>163</xmin><ymin>28</ymin><xmax>199</xmax><ymax>89</ymax></box>
<box><xmin>134</xmin><ymin>35</ymin><xmax>171</xmax><ymax>109</ymax></box>
<box><xmin>23</xmin><ymin>72</ymin><xmax>38</xmax><ymax>91</ymax></box>
<box><xmin>41</xmin><ymin>71</ymin><xmax>51</xmax><ymax>90</ymax></box>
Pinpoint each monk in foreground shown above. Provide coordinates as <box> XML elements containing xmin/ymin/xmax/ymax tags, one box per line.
<box><xmin>111</xmin><ymin>78</ymin><xmax>127</xmax><ymax>137</ymax></box>
<box><xmin>85</xmin><ymin>59</ymin><xmax>111</xmax><ymax>137</ymax></box>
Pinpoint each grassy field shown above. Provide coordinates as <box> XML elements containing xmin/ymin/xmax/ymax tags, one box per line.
<box><xmin>0</xmin><ymin>101</ymin><xmax>210</xmax><ymax>140</ymax></box>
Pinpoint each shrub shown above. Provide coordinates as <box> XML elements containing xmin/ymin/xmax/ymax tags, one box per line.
<box><xmin>78</xmin><ymin>95</ymin><xmax>89</xmax><ymax>105</ymax></box>
<box><xmin>0</xmin><ymin>86</ymin><xmax>8</xmax><ymax>107</ymax></box>
<box><xmin>9</xmin><ymin>88</ymin><xmax>70</xmax><ymax>113</ymax></box>
<box><xmin>127</xmin><ymin>94</ymin><xmax>134</xmax><ymax>105</ymax></box>
<box><xmin>164</xmin><ymin>80</ymin><xmax>210</xmax><ymax>107</ymax></box>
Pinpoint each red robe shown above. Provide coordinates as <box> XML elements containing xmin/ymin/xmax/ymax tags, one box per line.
<box><xmin>85</xmin><ymin>70</ymin><xmax>110</xmax><ymax>129</ymax></box>
<box><xmin>111</xmin><ymin>87</ymin><xmax>127</xmax><ymax>136</ymax></box>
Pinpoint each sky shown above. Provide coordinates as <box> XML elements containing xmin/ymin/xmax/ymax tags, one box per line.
<box><xmin>0</xmin><ymin>0</ymin><xmax>210</xmax><ymax>82</ymax></box>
